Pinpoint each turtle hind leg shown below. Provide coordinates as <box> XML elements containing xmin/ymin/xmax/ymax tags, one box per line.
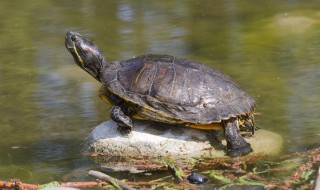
<box><xmin>110</xmin><ymin>105</ymin><xmax>133</xmax><ymax>137</ymax></box>
<box><xmin>222</xmin><ymin>118</ymin><xmax>252</xmax><ymax>157</ymax></box>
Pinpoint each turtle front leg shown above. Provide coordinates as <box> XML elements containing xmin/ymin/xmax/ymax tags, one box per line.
<box><xmin>222</xmin><ymin>118</ymin><xmax>252</xmax><ymax>157</ymax></box>
<box><xmin>110</xmin><ymin>105</ymin><xmax>133</xmax><ymax>137</ymax></box>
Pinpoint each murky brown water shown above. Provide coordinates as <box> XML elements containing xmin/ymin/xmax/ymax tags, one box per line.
<box><xmin>0</xmin><ymin>0</ymin><xmax>320</xmax><ymax>184</ymax></box>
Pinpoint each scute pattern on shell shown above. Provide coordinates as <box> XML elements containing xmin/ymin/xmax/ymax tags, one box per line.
<box><xmin>101</xmin><ymin>54</ymin><xmax>255</xmax><ymax>124</ymax></box>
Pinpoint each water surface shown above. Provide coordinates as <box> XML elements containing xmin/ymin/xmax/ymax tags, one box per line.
<box><xmin>0</xmin><ymin>0</ymin><xmax>320</xmax><ymax>183</ymax></box>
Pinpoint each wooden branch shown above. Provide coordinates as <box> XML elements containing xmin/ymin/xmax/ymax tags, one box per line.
<box><xmin>0</xmin><ymin>180</ymin><xmax>159</xmax><ymax>190</ymax></box>
<box><xmin>0</xmin><ymin>180</ymin><xmax>38</xmax><ymax>190</ymax></box>
<box><xmin>88</xmin><ymin>170</ymin><xmax>136</xmax><ymax>190</ymax></box>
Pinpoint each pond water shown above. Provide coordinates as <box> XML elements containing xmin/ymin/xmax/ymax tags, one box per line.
<box><xmin>0</xmin><ymin>0</ymin><xmax>320</xmax><ymax>184</ymax></box>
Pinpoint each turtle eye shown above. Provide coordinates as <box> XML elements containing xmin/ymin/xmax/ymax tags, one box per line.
<box><xmin>71</xmin><ymin>35</ymin><xmax>77</xmax><ymax>42</ymax></box>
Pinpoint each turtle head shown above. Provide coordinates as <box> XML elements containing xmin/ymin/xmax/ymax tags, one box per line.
<box><xmin>65</xmin><ymin>31</ymin><xmax>105</xmax><ymax>81</ymax></box>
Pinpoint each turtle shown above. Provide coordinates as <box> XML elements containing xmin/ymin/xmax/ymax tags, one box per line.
<box><xmin>65</xmin><ymin>31</ymin><xmax>256</xmax><ymax>157</ymax></box>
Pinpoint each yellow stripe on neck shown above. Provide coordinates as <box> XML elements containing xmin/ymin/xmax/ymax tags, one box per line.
<box><xmin>73</xmin><ymin>42</ymin><xmax>84</xmax><ymax>67</ymax></box>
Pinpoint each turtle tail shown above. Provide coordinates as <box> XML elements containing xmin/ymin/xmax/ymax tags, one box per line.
<box><xmin>238</xmin><ymin>113</ymin><xmax>255</xmax><ymax>135</ymax></box>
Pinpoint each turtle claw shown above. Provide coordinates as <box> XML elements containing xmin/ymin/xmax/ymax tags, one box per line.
<box><xmin>117</xmin><ymin>125</ymin><xmax>133</xmax><ymax>138</ymax></box>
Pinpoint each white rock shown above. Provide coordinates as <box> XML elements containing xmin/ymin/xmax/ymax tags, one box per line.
<box><xmin>85</xmin><ymin>120</ymin><xmax>283</xmax><ymax>159</ymax></box>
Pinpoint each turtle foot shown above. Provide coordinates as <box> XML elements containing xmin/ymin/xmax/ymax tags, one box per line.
<box><xmin>226</xmin><ymin>143</ymin><xmax>252</xmax><ymax>157</ymax></box>
<box><xmin>223</xmin><ymin>118</ymin><xmax>253</xmax><ymax>157</ymax></box>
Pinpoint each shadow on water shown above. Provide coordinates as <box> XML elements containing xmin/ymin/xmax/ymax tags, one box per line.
<box><xmin>0</xmin><ymin>0</ymin><xmax>319</xmax><ymax>186</ymax></box>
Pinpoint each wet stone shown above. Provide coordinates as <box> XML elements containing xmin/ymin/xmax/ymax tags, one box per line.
<box><xmin>187</xmin><ymin>172</ymin><xmax>209</xmax><ymax>184</ymax></box>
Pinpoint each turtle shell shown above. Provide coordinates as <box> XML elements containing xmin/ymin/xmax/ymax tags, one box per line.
<box><xmin>100</xmin><ymin>54</ymin><xmax>256</xmax><ymax>124</ymax></box>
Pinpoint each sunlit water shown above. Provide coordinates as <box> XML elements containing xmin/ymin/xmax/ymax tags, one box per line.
<box><xmin>0</xmin><ymin>0</ymin><xmax>320</xmax><ymax>183</ymax></box>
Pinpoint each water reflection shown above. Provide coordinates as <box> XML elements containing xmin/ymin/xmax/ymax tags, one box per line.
<box><xmin>287</xmin><ymin>67</ymin><xmax>320</xmax><ymax>151</ymax></box>
<box><xmin>117</xmin><ymin>3</ymin><xmax>135</xmax><ymax>23</ymax></box>
<box><xmin>116</xmin><ymin>1</ymin><xmax>189</xmax><ymax>58</ymax></box>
